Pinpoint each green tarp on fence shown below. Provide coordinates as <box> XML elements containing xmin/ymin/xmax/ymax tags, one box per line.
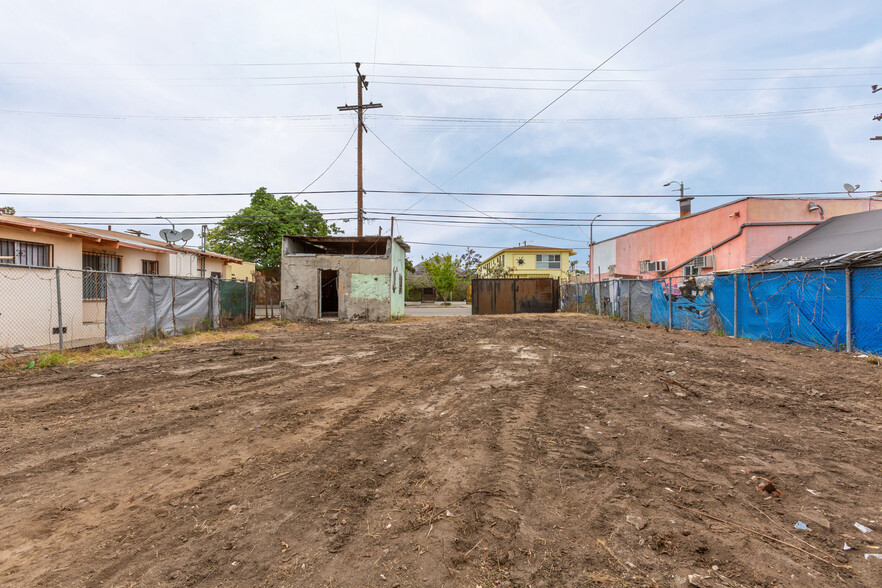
<box><xmin>219</xmin><ymin>280</ymin><xmax>250</xmax><ymax>324</ymax></box>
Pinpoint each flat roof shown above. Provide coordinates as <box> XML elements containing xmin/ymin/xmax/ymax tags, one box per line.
<box><xmin>285</xmin><ymin>235</ymin><xmax>411</xmax><ymax>254</ymax></box>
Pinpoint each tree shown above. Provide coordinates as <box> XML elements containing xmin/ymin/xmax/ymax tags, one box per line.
<box><xmin>422</xmin><ymin>253</ymin><xmax>460</xmax><ymax>301</ymax></box>
<box><xmin>458</xmin><ymin>247</ymin><xmax>482</xmax><ymax>279</ymax></box>
<box><xmin>1</xmin><ymin>206</ymin><xmax>15</xmax><ymax>215</ymax></box>
<box><xmin>206</xmin><ymin>187</ymin><xmax>341</xmax><ymax>272</ymax></box>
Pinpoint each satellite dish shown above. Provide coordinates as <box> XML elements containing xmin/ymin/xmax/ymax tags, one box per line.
<box><xmin>159</xmin><ymin>228</ymin><xmax>191</xmax><ymax>244</ymax></box>
<box><xmin>844</xmin><ymin>183</ymin><xmax>860</xmax><ymax>195</ymax></box>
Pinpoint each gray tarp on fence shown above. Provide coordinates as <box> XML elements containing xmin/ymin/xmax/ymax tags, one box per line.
<box><xmin>562</xmin><ymin>279</ymin><xmax>652</xmax><ymax>321</ymax></box>
<box><xmin>106</xmin><ymin>275</ymin><xmax>220</xmax><ymax>345</ymax></box>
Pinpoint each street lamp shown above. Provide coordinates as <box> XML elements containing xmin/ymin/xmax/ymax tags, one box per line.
<box><xmin>588</xmin><ymin>214</ymin><xmax>602</xmax><ymax>245</ymax></box>
<box><xmin>589</xmin><ymin>214</ymin><xmax>601</xmax><ymax>282</ymax></box>
<box><xmin>664</xmin><ymin>180</ymin><xmax>693</xmax><ymax>217</ymax></box>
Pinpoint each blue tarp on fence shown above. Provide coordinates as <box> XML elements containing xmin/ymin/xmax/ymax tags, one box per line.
<box><xmin>849</xmin><ymin>267</ymin><xmax>882</xmax><ymax>353</ymax></box>
<box><xmin>650</xmin><ymin>281</ymin><xmax>715</xmax><ymax>332</ymax></box>
<box><xmin>712</xmin><ymin>271</ymin><xmax>847</xmax><ymax>349</ymax></box>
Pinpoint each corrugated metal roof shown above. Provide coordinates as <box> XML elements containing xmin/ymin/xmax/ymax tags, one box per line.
<box><xmin>757</xmin><ymin>208</ymin><xmax>882</xmax><ymax>263</ymax></box>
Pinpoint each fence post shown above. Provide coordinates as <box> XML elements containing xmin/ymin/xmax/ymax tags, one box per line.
<box><xmin>617</xmin><ymin>281</ymin><xmax>621</xmax><ymax>319</ymax></box>
<box><xmin>208</xmin><ymin>278</ymin><xmax>215</xmax><ymax>330</ymax></box>
<box><xmin>845</xmin><ymin>267</ymin><xmax>853</xmax><ymax>352</ymax></box>
<box><xmin>151</xmin><ymin>276</ymin><xmax>159</xmax><ymax>338</ymax></box>
<box><xmin>627</xmin><ymin>281</ymin><xmax>631</xmax><ymax>322</ymax></box>
<box><xmin>667</xmin><ymin>277</ymin><xmax>673</xmax><ymax>331</ymax></box>
<box><xmin>245</xmin><ymin>277</ymin><xmax>251</xmax><ymax>322</ymax></box>
<box><xmin>55</xmin><ymin>268</ymin><xmax>64</xmax><ymax>351</ymax></box>
<box><xmin>733</xmin><ymin>274</ymin><xmax>739</xmax><ymax>338</ymax></box>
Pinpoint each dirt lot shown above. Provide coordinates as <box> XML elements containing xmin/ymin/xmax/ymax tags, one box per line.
<box><xmin>2</xmin><ymin>315</ymin><xmax>881</xmax><ymax>587</ymax></box>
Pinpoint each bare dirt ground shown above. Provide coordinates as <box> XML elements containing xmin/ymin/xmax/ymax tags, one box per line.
<box><xmin>1</xmin><ymin>315</ymin><xmax>881</xmax><ymax>587</ymax></box>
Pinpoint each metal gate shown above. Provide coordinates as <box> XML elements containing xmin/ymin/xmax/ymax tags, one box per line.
<box><xmin>471</xmin><ymin>278</ymin><xmax>559</xmax><ymax>315</ymax></box>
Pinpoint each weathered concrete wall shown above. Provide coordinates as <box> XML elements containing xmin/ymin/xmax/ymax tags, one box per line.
<box><xmin>389</xmin><ymin>240</ymin><xmax>406</xmax><ymax>317</ymax></box>
<box><xmin>280</xmin><ymin>253</ymin><xmax>394</xmax><ymax>321</ymax></box>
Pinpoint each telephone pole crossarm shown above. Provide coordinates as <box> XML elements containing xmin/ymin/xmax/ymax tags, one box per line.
<box><xmin>337</xmin><ymin>62</ymin><xmax>384</xmax><ymax>237</ymax></box>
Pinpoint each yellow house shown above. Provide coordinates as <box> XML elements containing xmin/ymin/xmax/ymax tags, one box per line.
<box><xmin>224</xmin><ymin>261</ymin><xmax>256</xmax><ymax>281</ymax></box>
<box><xmin>476</xmin><ymin>245</ymin><xmax>576</xmax><ymax>282</ymax></box>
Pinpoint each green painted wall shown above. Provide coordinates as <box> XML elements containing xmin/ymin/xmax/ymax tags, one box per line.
<box><xmin>390</xmin><ymin>240</ymin><xmax>406</xmax><ymax>317</ymax></box>
<box><xmin>351</xmin><ymin>273</ymin><xmax>390</xmax><ymax>300</ymax></box>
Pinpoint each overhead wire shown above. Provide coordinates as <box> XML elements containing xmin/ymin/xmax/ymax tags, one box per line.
<box><xmin>441</xmin><ymin>0</ymin><xmax>689</xmax><ymax>186</ymax></box>
<box><xmin>2</xmin><ymin>188</ymin><xmax>872</xmax><ymax>198</ymax></box>
<box><xmin>366</xmin><ymin>125</ymin><xmax>585</xmax><ymax>243</ymax></box>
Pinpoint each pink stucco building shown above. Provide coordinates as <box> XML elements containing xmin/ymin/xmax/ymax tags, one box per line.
<box><xmin>589</xmin><ymin>197</ymin><xmax>882</xmax><ymax>281</ymax></box>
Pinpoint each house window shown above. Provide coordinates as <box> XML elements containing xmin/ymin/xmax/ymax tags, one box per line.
<box><xmin>82</xmin><ymin>252</ymin><xmax>121</xmax><ymax>299</ymax></box>
<box><xmin>210</xmin><ymin>271</ymin><xmax>221</xmax><ymax>278</ymax></box>
<box><xmin>683</xmin><ymin>265</ymin><xmax>700</xmax><ymax>277</ymax></box>
<box><xmin>536</xmin><ymin>254</ymin><xmax>561</xmax><ymax>269</ymax></box>
<box><xmin>0</xmin><ymin>238</ymin><xmax>52</xmax><ymax>267</ymax></box>
<box><xmin>141</xmin><ymin>260</ymin><xmax>158</xmax><ymax>275</ymax></box>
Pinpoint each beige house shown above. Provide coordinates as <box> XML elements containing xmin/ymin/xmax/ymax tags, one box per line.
<box><xmin>0</xmin><ymin>214</ymin><xmax>242</xmax><ymax>350</ymax></box>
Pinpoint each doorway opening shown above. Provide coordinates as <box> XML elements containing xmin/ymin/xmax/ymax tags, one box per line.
<box><xmin>320</xmin><ymin>269</ymin><xmax>339</xmax><ymax>317</ymax></box>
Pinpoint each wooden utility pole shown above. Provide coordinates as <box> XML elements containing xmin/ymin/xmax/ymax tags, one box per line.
<box><xmin>338</xmin><ymin>62</ymin><xmax>383</xmax><ymax>237</ymax></box>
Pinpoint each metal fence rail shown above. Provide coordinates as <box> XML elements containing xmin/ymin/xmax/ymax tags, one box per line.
<box><xmin>0</xmin><ymin>266</ymin><xmax>252</xmax><ymax>354</ymax></box>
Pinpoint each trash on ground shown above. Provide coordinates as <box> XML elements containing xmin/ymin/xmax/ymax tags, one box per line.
<box><xmin>750</xmin><ymin>475</ymin><xmax>782</xmax><ymax>497</ymax></box>
<box><xmin>794</xmin><ymin>521</ymin><xmax>808</xmax><ymax>530</ymax></box>
<box><xmin>865</xmin><ymin>553</ymin><xmax>882</xmax><ymax>560</ymax></box>
<box><xmin>855</xmin><ymin>522</ymin><xmax>873</xmax><ymax>533</ymax></box>
<box><xmin>843</xmin><ymin>542</ymin><xmax>853</xmax><ymax>551</ymax></box>
<box><xmin>806</xmin><ymin>488</ymin><xmax>819</xmax><ymax>495</ymax></box>
<box><xmin>90</xmin><ymin>373</ymin><xmax>104</xmax><ymax>378</ymax></box>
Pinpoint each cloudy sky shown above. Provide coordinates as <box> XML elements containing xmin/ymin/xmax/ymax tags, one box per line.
<box><xmin>1</xmin><ymin>1</ymin><xmax>880</xmax><ymax>265</ymax></box>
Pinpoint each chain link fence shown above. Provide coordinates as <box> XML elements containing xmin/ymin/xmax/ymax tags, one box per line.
<box><xmin>563</xmin><ymin>267</ymin><xmax>882</xmax><ymax>355</ymax></box>
<box><xmin>253</xmin><ymin>275</ymin><xmax>280</xmax><ymax>318</ymax></box>
<box><xmin>561</xmin><ymin>279</ymin><xmax>653</xmax><ymax>322</ymax></box>
<box><xmin>0</xmin><ymin>266</ymin><xmax>252</xmax><ymax>355</ymax></box>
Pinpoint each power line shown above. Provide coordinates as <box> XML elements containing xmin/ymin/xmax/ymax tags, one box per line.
<box><xmin>2</xmin><ymin>188</ymin><xmax>873</xmax><ymax>198</ymax></box>
<box><xmin>441</xmin><ymin>0</ymin><xmax>688</xmax><ymax>186</ymax></box>
<box><xmin>3</xmin><ymin>102</ymin><xmax>877</xmax><ymax>125</ymax></box>
<box><xmin>368</xmin><ymin>189</ymin><xmax>875</xmax><ymax>198</ymax></box>
<box><xmin>404</xmin><ymin>240</ymin><xmax>590</xmax><ymax>250</ymax></box>
<box><xmin>0</xmin><ymin>190</ymin><xmax>354</xmax><ymax>197</ymax></box>
<box><xmin>292</xmin><ymin>126</ymin><xmax>357</xmax><ymax>199</ymax></box>
<box><xmin>3</xmin><ymin>59</ymin><xmax>879</xmax><ymax>73</ymax></box>
<box><xmin>367</xmin><ymin>126</ymin><xmax>586</xmax><ymax>244</ymax></box>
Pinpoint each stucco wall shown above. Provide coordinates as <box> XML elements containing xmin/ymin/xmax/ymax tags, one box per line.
<box><xmin>389</xmin><ymin>240</ymin><xmax>406</xmax><ymax>317</ymax></box>
<box><xmin>591</xmin><ymin>240</ymin><xmax>616</xmax><ymax>280</ymax></box>
<box><xmin>281</xmin><ymin>252</ymin><xmax>394</xmax><ymax>321</ymax></box>
<box><xmin>595</xmin><ymin>198</ymin><xmax>882</xmax><ymax>280</ymax></box>
<box><xmin>0</xmin><ymin>225</ymin><xmax>83</xmax><ymax>268</ymax></box>
<box><xmin>224</xmin><ymin>261</ymin><xmax>255</xmax><ymax>281</ymax></box>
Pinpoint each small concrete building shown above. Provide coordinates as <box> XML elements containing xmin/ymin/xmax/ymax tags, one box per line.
<box><xmin>280</xmin><ymin>235</ymin><xmax>410</xmax><ymax>320</ymax></box>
